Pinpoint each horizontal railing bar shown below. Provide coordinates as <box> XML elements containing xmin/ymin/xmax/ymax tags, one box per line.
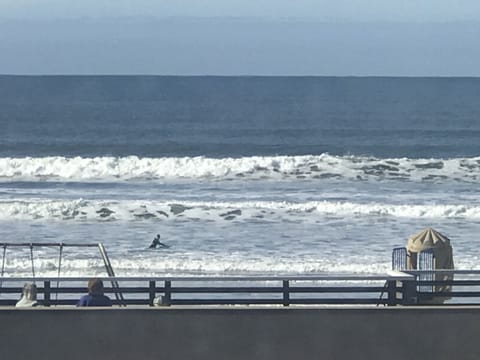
<box><xmin>0</xmin><ymin>288</ymin><xmax>389</xmax><ymax>297</ymax></box>
<box><xmin>0</xmin><ymin>301</ymin><xmax>16</xmax><ymax>306</ymax></box>
<box><xmin>414</xmin><ymin>293</ymin><xmax>480</xmax><ymax>298</ymax></box>
<box><xmin>1</xmin><ymin>287</ymin><xmax>154</xmax><ymax>293</ymax></box>
<box><xmin>416</xmin><ymin>280</ymin><xmax>480</xmax><ymax>286</ymax></box>
<box><xmin>0</xmin><ymin>300</ymin><xmax>393</xmax><ymax>307</ymax></box>
<box><xmin>408</xmin><ymin>270</ymin><xmax>480</xmax><ymax>274</ymax></box>
<box><xmin>416</xmin><ymin>291</ymin><xmax>467</xmax><ymax>296</ymax></box>
<box><xmin>168</xmin><ymin>287</ymin><xmax>284</xmax><ymax>293</ymax></box>
<box><xmin>445</xmin><ymin>280</ymin><xmax>480</xmax><ymax>286</ymax></box>
<box><xmin>0</xmin><ymin>288</ymin><xmax>390</xmax><ymax>295</ymax></box>
<box><xmin>51</xmin><ymin>288</ymin><xmax>152</xmax><ymax>294</ymax></box>
<box><xmin>114</xmin><ymin>299</ymin><xmax>150</xmax><ymax>305</ymax></box>
<box><xmin>0</xmin><ymin>288</ymin><xmax>24</xmax><ymax>293</ymax></box>
<box><xmin>0</xmin><ymin>299</ymin><xmax>151</xmax><ymax>305</ymax></box>
<box><xmin>288</xmin><ymin>286</ymin><xmax>386</xmax><ymax>293</ymax></box>
<box><xmin>0</xmin><ymin>243</ymin><xmax>100</xmax><ymax>247</ymax></box>
<box><xmin>433</xmin><ymin>303</ymin><xmax>480</xmax><ymax>306</ymax></box>
<box><xmin>288</xmin><ymin>298</ymin><xmax>384</xmax><ymax>305</ymax></box>
<box><xmin>149</xmin><ymin>286</ymin><xmax>385</xmax><ymax>294</ymax></box>
<box><xmin>0</xmin><ymin>274</ymin><xmax>413</xmax><ymax>282</ymax></box>
<box><xmin>40</xmin><ymin>299</ymin><xmax>151</xmax><ymax>306</ymax></box>
<box><xmin>152</xmin><ymin>299</ymin><xmax>284</xmax><ymax>305</ymax></box>
<box><xmin>170</xmin><ymin>298</ymin><xmax>384</xmax><ymax>305</ymax></box>
<box><xmin>47</xmin><ymin>300</ymin><xmax>80</xmax><ymax>306</ymax></box>
<box><xmin>4</xmin><ymin>270</ymin><xmax>480</xmax><ymax>282</ymax></box>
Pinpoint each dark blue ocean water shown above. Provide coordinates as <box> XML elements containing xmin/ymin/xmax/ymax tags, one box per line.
<box><xmin>2</xmin><ymin>76</ymin><xmax>480</xmax><ymax>158</ymax></box>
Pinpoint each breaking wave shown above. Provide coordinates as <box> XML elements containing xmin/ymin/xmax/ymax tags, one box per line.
<box><xmin>0</xmin><ymin>256</ymin><xmax>392</xmax><ymax>277</ymax></box>
<box><xmin>2</xmin><ymin>255</ymin><xmax>479</xmax><ymax>278</ymax></box>
<box><xmin>1</xmin><ymin>199</ymin><xmax>480</xmax><ymax>221</ymax></box>
<box><xmin>0</xmin><ymin>154</ymin><xmax>480</xmax><ymax>182</ymax></box>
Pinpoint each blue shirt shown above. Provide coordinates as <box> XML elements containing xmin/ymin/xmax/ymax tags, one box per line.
<box><xmin>76</xmin><ymin>294</ymin><xmax>112</xmax><ymax>307</ymax></box>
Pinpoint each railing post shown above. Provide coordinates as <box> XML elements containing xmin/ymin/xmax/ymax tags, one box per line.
<box><xmin>402</xmin><ymin>279</ymin><xmax>418</xmax><ymax>305</ymax></box>
<box><xmin>164</xmin><ymin>280</ymin><xmax>171</xmax><ymax>306</ymax></box>
<box><xmin>149</xmin><ymin>280</ymin><xmax>156</xmax><ymax>306</ymax></box>
<box><xmin>44</xmin><ymin>281</ymin><xmax>51</xmax><ymax>307</ymax></box>
<box><xmin>386</xmin><ymin>280</ymin><xmax>397</xmax><ymax>306</ymax></box>
<box><xmin>282</xmin><ymin>280</ymin><xmax>290</xmax><ymax>306</ymax></box>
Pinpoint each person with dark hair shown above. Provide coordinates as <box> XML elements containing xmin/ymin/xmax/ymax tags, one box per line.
<box><xmin>76</xmin><ymin>278</ymin><xmax>112</xmax><ymax>307</ymax></box>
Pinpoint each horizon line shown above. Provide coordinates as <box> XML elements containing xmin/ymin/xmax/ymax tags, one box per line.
<box><xmin>1</xmin><ymin>16</ymin><xmax>480</xmax><ymax>24</ymax></box>
<box><xmin>1</xmin><ymin>74</ymin><xmax>480</xmax><ymax>79</ymax></box>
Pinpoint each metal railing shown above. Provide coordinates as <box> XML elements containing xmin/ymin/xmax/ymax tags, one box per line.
<box><xmin>0</xmin><ymin>272</ymin><xmax>412</xmax><ymax>307</ymax></box>
<box><xmin>408</xmin><ymin>269</ymin><xmax>480</xmax><ymax>305</ymax></box>
<box><xmin>2</xmin><ymin>271</ymin><xmax>480</xmax><ymax>307</ymax></box>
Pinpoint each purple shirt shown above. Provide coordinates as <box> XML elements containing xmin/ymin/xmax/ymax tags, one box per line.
<box><xmin>76</xmin><ymin>294</ymin><xmax>112</xmax><ymax>307</ymax></box>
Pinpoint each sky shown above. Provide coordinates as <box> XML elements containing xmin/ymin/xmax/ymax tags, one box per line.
<box><xmin>1</xmin><ymin>0</ymin><xmax>480</xmax><ymax>75</ymax></box>
<box><xmin>2</xmin><ymin>0</ymin><xmax>480</xmax><ymax>22</ymax></box>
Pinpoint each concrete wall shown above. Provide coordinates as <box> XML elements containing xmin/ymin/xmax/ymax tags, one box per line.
<box><xmin>0</xmin><ymin>306</ymin><xmax>479</xmax><ymax>360</ymax></box>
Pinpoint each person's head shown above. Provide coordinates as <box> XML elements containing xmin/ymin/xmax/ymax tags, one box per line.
<box><xmin>87</xmin><ymin>278</ymin><xmax>104</xmax><ymax>296</ymax></box>
<box><xmin>22</xmin><ymin>283</ymin><xmax>37</xmax><ymax>301</ymax></box>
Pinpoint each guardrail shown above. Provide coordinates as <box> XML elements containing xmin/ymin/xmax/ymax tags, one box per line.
<box><xmin>408</xmin><ymin>269</ymin><xmax>480</xmax><ymax>305</ymax></box>
<box><xmin>2</xmin><ymin>271</ymin><xmax>480</xmax><ymax>307</ymax></box>
<box><xmin>0</xmin><ymin>273</ymin><xmax>412</xmax><ymax>307</ymax></box>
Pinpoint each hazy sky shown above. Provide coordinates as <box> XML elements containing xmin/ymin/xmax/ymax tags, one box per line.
<box><xmin>2</xmin><ymin>0</ymin><xmax>480</xmax><ymax>22</ymax></box>
<box><xmin>1</xmin><ymin>1</ymin><xmax>480</xmax><ymax>75</ymax></box>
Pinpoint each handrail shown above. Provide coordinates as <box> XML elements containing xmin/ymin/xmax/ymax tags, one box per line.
<box><xmin>0</xmin><ymin>275</ymin><xmax>402</xmax><ymax>307</ymax></box>
<box><xmin>3</xmin><ymin>272</ymin><xmax>480</xmax><ymax>307</ymax></box>
<box><xmin>0</xmin><ymin>273</ymin><xmax>415</xmax><ymax>282</ymax></box>
<box><xmin>0</xmin><ymin>243</ymin><xmax>99</xmax><ymax>247</ymax></box>
<box><xmin>407</xmin><ymin>269</ymin><xmax>480</xmax><ymax>274</ymax></box>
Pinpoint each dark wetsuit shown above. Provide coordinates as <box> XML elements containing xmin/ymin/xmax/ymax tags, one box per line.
<box><xmin>149</xmin><ymin>235</ymin><xmax>169</xmax><ymax>249</ymax></box>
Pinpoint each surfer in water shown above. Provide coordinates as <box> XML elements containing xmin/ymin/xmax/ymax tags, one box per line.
<box><xmin>149</xmin><ymin>234</ymin><xmax>170</xmax><ymax>249</ymax></box>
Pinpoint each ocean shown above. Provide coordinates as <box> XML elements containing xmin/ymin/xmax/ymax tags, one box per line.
<box><xmin>1</xmin><ymin>75</ymin><xmax>480</xmax><ymax>277</ymax></box>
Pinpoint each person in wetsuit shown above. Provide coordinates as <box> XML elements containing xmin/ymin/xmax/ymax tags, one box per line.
<box><xmin>149</xmin><ymin>234</ymin><xmax>170</xmax><ymax>249</ymax></box>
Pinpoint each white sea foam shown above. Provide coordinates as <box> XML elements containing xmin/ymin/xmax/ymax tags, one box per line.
<box><xmin>2</xmin><ymin>253</ymin><xmax>480</xmax><ymax>278</ymax></box>
<box><xmin>0</xmin><ymin>155</ymin><xmax>480</xmax><ymax>182</ymax></box>
<box><xmin>1</xmin><ymin>198</ymin><xmax>480</xmax><ymax>221</ymax></box>
<box><xmin>0</xmin><ymin>256</ymin><xmax>392</xmax><ymax>277</ymax></box>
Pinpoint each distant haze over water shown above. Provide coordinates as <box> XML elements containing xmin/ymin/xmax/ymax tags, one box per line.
<box><xmin>0</xmin><ymin>19</ymin><xmax>479</xmax><ymax>76</ymax></box>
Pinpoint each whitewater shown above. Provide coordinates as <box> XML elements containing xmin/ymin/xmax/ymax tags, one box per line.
<box><xmin>1</xmin><ymin>153</ymin><xmax>480</xmax><ymax>278</ymax></box>
<box><xmin>1</xmin><ymin>154</ymin><xmax>480</xmax><ymax>181</ymax></box>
